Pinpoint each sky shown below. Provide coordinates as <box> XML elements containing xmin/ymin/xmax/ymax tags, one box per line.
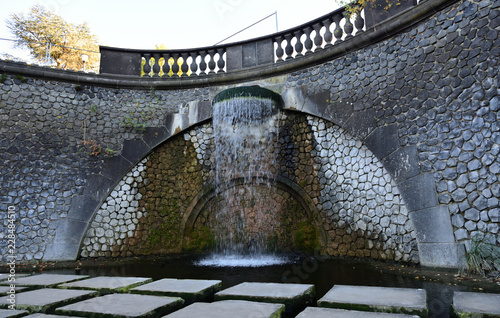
<box><xmin>0</xmin><ymin>0</ymin><xmax>341</xmax><ymax>61</ymax></box>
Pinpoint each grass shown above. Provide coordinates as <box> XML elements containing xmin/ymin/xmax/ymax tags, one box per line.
<box><xmin>463</xmin><ymin>234</ymin><xmax>500</xmax><ymax>277</ymax></box>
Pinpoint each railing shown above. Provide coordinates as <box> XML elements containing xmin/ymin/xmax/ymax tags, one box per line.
<box><xmin>99</xmin><ymin>0</ymin><xmax>417</xmax><ymax>77</ymax></box>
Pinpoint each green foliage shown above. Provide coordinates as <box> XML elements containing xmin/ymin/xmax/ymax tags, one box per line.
<box><xmin>7</xmin><ymin>5</ymin><xmax>100</xmax><ymax>71</ymax></box>
<box><xmin>15</xmin><ymin>74</ymin><xmax>26</xmax><ymax>83</ymax></box>
<box><xmin>337</xmin><ymin>0</ymin><xmax>397</xmax><ymax>18</ymax></box>
<box><xmin>0</xmin><ymin>74</ymin><xmax>7</xmax><ymax>83</ymax></box>
<box><xmin>463</xmin><ymin>234</ymin><xmax>500</xmax><ymax>277</ymax></box>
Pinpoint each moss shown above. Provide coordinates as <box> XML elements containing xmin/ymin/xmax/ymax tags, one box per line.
<box><xmin>213</xmin><ymin>85</ymin><xmax>283</xmax><ymax>107</ymax></box>
<box><xmin>294</xmin><ymin>220</ymin><xmax>320</xmax><ymax>253</ymax></box>
<box><xmin>183</xmin><ymin>226</ymin><xmax>216</xmax><ymax>252</ymax></box>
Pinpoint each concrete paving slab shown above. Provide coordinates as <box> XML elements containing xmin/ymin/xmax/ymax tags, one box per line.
<box><xmin>215</xmin><ymin>282</ymin><xmax>315</xmax><ymax>315</ymax></box>
<box><xmin>58</xmin><ymin>276</ymin><xmax>152</xmax><ymax>292</ymax></box>
<box><xmin>8</xmin><ymin>274</ymin><xmax>89</xmax><ymax>287</ymax></box>
<box><xmin>0</xmin><ymin>288</ymin><xmax>97</xmax><ymax>313</ymax></box>
<box><xmin>318</xmin><ymin>285</ymin><xmax>427</xmax><ymax>317</ymax></box>
<box><xmin>0</xmin><ymin>309</ymin><xmax>28</xmax><ymax>318</ymax></box>
<box><xmin>296</xmin><ymin>307</ymin><xmax>420</xmax><ymax>317</ymax></box>
<box><xmin>56</xmin><ymin>293</ymin><xmax>184</xmax><ymax>318</ymax></box>
<box><xmin>130</xmin><ymin>278</ymin><xmax>221</xmax><ymax>303</ymax></box>
<box><xmin>0</xmin><ymin>274</ymin><xmax>29</xmax><ymax>282</ymax></box>
<box><xmin>162</xmin><ymin>300</ymin><xmax>284</xmax><ymax>318</ymax></box>
<box><xmin>24</xmin><ymin>314</ymin><xmax>80</xmax><ymax>318</ymax></box>
<box><xmin>0</xmin><ymin>286</ymin><xmax>28</xmax><ymax>295</ymax></box>
<box><xmin>452</xmin><ymin>291</ymin><xmax>500</xmax><ymax>317</ymax></box>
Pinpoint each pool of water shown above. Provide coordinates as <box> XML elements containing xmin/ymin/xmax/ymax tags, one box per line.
<box><xmin>40</xmin><ymin>254</ymin><xmax>496</xmax><ymax>318</ymax></box>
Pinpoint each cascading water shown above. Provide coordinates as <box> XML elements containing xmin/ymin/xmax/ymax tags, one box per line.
<box><xmin>196</xmin><ymin>86</ymin><xmax>290</xmax><ymax>267</ymax></box>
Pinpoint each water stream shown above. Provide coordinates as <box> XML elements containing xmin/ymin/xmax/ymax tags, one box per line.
<box><xmin>206</xmin><ymin>87</ymin><xmax>283</xmax><ymax>265</ymax></box>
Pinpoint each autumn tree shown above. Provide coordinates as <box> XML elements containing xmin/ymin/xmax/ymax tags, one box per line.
<box><xmin>6</xmin><ymin>5</ymin><xmax>100</xmax><ymax>72</ymax></box>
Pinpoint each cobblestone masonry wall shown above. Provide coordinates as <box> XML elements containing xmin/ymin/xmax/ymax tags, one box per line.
<box><xmin>285</xmin><ymin>0</ymin><xmax>500</xmax><ymax>245</ymax></box>
<box><xmin>81</xmin><ymin>113</ymin><xmax>417</xmax><ymax>262</ymax></box>
<box><xmin>1</xmin><ymin>0</ymin><xmax>498</xmax><ymax>262</ymax></box>
<box><xmin>0</xmin><ymin>80</ymin><xmax>210</xmax><ymax>262</ymax></box>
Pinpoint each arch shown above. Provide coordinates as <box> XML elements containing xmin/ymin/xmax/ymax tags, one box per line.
<box><xmin>44</xmin><ymin>86</ymin><xmax>462</xmax><ymax>268</ymax></box>
<box><xmin>181</xmin><ymin>176</ymin><xmax>327</xmax><ymax>249</ymax></box>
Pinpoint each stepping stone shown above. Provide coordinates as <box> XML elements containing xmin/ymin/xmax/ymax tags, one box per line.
<box><xmin>0</xmin><ymin>286</ymin><xmax>28</xmax><ymax>295</ymax></box>
<box><xmin>24</xmin><ymin>315</ymin><xmax>79</xmax><ymax>318</ymax></box>
<box><xmin>8</xmin><ymin>274</ymin><xmax>89</xmax><ymax>287</ymax></box>
<box><xmin>56</xmin><ymin>293</ymin><xmax>184</xmax><ymax>318</ymax></box>
<box><xmin>0</xmin><ymin>309</ymin><xmax>28</xmax><ymax>318</ymax></box>
<box><xmin>59</xmin><ymin>276</ymin><xmax>152</xmax><ymax>292</ymax></box>
<box><xmin>318</xmin><ymin>285</ymin><xmax>427</xmax><ymax>317</ymax></box>
<box><xmin>163</xmin><ymin>300</ymin><xmax>285</xmax><ymax>318</ymax></box>
<box><xmin>130</xmin><ymin>278</ymin><xmax>221</xmax><ymax>303</ymax></box>
<box><xmin>215</xmin><ymin>282</ymin><xmax>315</xmax><ymax>315</ymax></box>
<box><xmin>296</xmin><ymin>307</ymin><xmax>420</xmax><ymax>317</ymax></box>
<box><xmin>0</xmin><ymin>288</ymin><xmax>97</xmax><ymax>313</ymax></box>
<box><xmin>452</xmin><ymin>291</ymin><xmax>500</xmax><ymax>317</ymax></box>
<box><xmin>0</xmin><ymin>274</ymin><xmax>29</xmax><ymax>282</ymax></box>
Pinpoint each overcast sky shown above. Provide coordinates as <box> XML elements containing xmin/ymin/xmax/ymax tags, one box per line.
<box><xmin>0</xmin><ymin>0</ymin><xmax>341</xmax><ymax>60</ymax></box>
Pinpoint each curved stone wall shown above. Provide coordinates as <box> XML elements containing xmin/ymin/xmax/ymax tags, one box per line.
<box><xmin>0</xmin><ymin>0</ymin><xmax>498</xmax><ymax>268</ymax></box>
<box><xmin>81</xmin><ymin>112</ymin><xmax>417</xmax><ymax>263</ymax></box>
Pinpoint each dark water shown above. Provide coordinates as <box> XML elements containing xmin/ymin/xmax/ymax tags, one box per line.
<box><xmin>42</xmin><ymin>254</ymin><xmax>495</xmax><ymax>317</ymax></box>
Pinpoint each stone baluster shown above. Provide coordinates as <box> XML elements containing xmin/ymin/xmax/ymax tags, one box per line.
<box><xmin>313</xmin><ymin>23</ymin><xmax>323</xmax><ymax>51</ymax></box>
<box><xmin>354</xmin><ymin>12</ymin><xmax>365</xmax><ymax>34</ymax></box>
<box><xmin>323</xmin><ymin>18</ymin><xmax>334</xmax><ymax>48</ymax></box>
<box><xmin>199</xmin><ymin>50</ymin><xmax>208</xmax><ymax>75</ymax></box>
<box><xmin>208</xmin><ymin>49</ymin><xmax>217</xmax><ymax>74</ymax></box>
<box><xmin>162</xmin><ymin>53</ymin><xmax>171</xmax><ymax>77</ymax></box>
<box><xmin>171</xmin><ymin>53</ymin><xmax>180</xmax><ymax>77</ymax></box>
<box><xmin>180</xmin><ymin>53</ymin><xmax>189</xmax><ymax>77</ymax></box>
<box><xmin>304</xmin><ymin>26</ymin><xmax>314</xmax><ymax>55</ymax></box>
<box><xmin>294</xmin><ymin>30</ymin><xmax>304</xmax><ymax>57</ymax></box>
<box><xmin>284</xmin><ymin>33</ymin><xmax>294</xmax><ymax>60</ymax></box>
<box><xmin>216</xmin><ymin>48</ymin><xmax>226</xmax><ymax>73</ymax></box>
<box><xmin>190</xmin><ymin>52</ymin><xmax>199</xmax><ymax>76</ymax></box>
<box><xmin>152</xmin><ymin>53</ymin><xmax>161</xmax><ymax>77</ymax></box>
<box><xmin>333</xmin><ymin>14</ymin><xmax>343</xmax><ymax>44</ymax></box>
<box><xmin>275</xmin><ymin>35</ymin><xmax>285</xmax><ymax>62</ymax></box>
<box><xmin>344</xmin><ymin>17</ymin><xmax>354</xmax><ymax>40</ymax></box>
<box><xmin>142</xmin><ymin>54</ymin><xmax>151</xmax><ymax>77</ymax></box>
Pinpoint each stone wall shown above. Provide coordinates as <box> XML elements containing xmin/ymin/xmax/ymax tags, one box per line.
<box><xmin>0</xmin><ymin>78</ymin><xmax>209</xmax><ymax>262</ymax></box>
<box><xmin>81</xmin><ymin>112</ymin><xmax>418</xmax><ymax>263</ymax></box>
<box><xmin>0</xmin><ymin>0</ymin><xmax>498</xmax><ymax>266</ymax></box>
<box><xmin>284</xmin><ymin>0</ymin><xmax>500</xmax><ymax>246</ymax></box>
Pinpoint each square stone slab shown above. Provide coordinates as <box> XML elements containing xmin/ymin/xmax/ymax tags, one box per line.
<box><xmin>59</xmin><ymin>276</ymin><xmax>152</xmax><ymax>292</ymax></box>
<box><xmin>215</xmin><ymin>282</ymin><xmax>315</xmax><ymax>315</ymax></box>
<box><xmin>0</xmin><ymin>274</ymin><xmax>29</xmax><ymax>282</ymax></box>
<box><xmin>296</xmin><ymin>307</ymin><xmax>420</xmax><ymax>317</ymax></box>
<box><xmin>452</xmin><ymin>291</ymin><xmax>500</xmax><ymax>317</ymax></box>
<box><xmin>318</xmin><ymin>285</ymin><xmax>427</xmax><ymax>317</ymax></box>
<box><xmin>130</xmin><ymin>278</ymin><xmax>221</xmax><ymax>303</ymax></box>
<box><xmin>0</xmin><ymin>288</ymin><xmax>97</xmax><ymax>313</ymax></box>
<box><xmin>0</xmin><ymin>286</ymin><xmax>28</xmax><ymax>295</ymax></box>
<box><xmin>162</xmin><ymin>300</ymin><xmax>284</xmax><ymax>318</ymax></box>
<box><xmin>56</xmin><ymin>293</ymin><xmax>184</xmax><ymax>318</ymax></box>
<box><xmin>0</xmin><ymin>309</ymin><xmax>28</xmax><ymax>318</ymax></box>
<box><xmin>25</xmin><ymin>314</ymin><xmax>80</xmax><ymax>318</ymax></box>
<box><xmin>8</xmin><ymin>274</ymin><xmax>89</xmax><ymax>287</ymax></box>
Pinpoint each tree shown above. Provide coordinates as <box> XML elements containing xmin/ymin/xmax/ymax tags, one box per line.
<box><xmin>6</xmin><ymin>5</ymin><xmax>100</xmax><ymax>72</ymax></box>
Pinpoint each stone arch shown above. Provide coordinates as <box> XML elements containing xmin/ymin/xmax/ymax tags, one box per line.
<box><xmin>181</xmin><ymin>176</ymin><xmax>327</xmax><ymax>249</ymax></box>
<box><xmin>281</xmin><ymin>85</ymin><xmax>463</xmax><ymax>268</ymax></box>
<box><xmin>44</xmin><ymin>87</ymin><xmax>462</xmax><ymax>267</ymax></box>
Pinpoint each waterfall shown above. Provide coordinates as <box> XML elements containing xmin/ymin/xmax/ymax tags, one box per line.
<box><xmin>197</xmin><ymin>86</ymin><xmax>289</xmax><ymax>266</ymax></box>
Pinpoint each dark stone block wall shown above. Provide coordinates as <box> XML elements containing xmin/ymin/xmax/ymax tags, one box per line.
<box><xmin>285</xmin><ymin>0</ymin><xmax>500</xmax><ymax>247</ymax></box>
<box><xmin>0</xmin><ymin>79</ymin><xmax>209</xmax><ymax>262</ymax></box>
<box><xmin>0</xmin><ymin>0</ymin><xmax>498</xmax><ymax>266</ymax></box>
